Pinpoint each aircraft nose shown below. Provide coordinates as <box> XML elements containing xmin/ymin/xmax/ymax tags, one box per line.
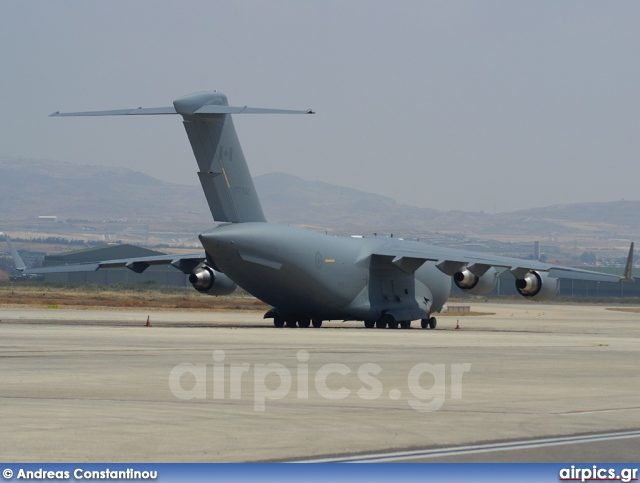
<box><xmin>199</xmin><ymin>231</ymin><xmax>238</xmax><ymax>262</ymax></box>
<box><xmin>200</xmin><ymin>230</ymin><xmax>234</xmax><ymax>248</ymax></box>
<box><xmin>200</xmin><ymin>225</ymin><xmax>256</xmax><ymax>255</ymax></box>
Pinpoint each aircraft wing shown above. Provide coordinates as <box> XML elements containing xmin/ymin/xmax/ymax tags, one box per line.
<box><xmin>364</xmin><ymin>240</ymin><xmax>633</xmax><ymax>283</ymax></box>
<box><xmin>10</xmin><ymin>248</ymin><xmax>206</xmax><ymax>276</ymax></box>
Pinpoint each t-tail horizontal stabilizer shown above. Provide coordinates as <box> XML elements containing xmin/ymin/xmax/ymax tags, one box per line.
<box><xmin>50</xmin><ymin>91</ymin><xmax>314</xmax><ymax>224</ymax></box>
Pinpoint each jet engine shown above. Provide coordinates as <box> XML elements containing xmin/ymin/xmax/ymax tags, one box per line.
<box><xmin>515</xmin><ymin>271</ymin><xmax>559</xmax><ymax>301</ymax></box>
<box><xmin>189</xmin><ymin>265</ymin><xmax>237</xmax><ymax>296</ymax></box>
<box><xmin>453</xmin><ymin>266</ymin><xmax>498</xmax><ymax>295</ymax></box>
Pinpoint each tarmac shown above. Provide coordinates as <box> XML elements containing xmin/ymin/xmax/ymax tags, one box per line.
<box><xmin>0</xmin><ymin>302</ymin><xmax>639</xmax><ymax>462</ymax></box>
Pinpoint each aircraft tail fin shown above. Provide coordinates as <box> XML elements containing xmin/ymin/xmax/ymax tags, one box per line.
<box><xmin>6</xmin><ymin>237</ymin><xmax>27</xmax><ymax>271</ymax></box>
<box><xmin>622</xmin><ymin>242</ymin><xmax>635</xmax><ymax>282</ymax></box>
<box><xmin>51</xmin><ymin>91</ymin><xmax>314</xmax><ymax>224</ymax></box>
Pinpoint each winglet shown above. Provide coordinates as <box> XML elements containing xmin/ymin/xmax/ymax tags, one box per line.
<box><xmin>622</xmin><ymin>242</ymin><xmax>635</xmax><ymax>282</ymax></box>
<box><xmin>6</xmin><ymin>237</ymin><xmax>27</xmax><ymax>271</ymax></box>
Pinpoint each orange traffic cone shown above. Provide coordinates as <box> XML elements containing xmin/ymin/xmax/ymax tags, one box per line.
<box><xmin>455</xmin><ymin>320</ymin><xmax>460</xmax><ymax>330</ymax></box>
<box><xmin>145</xmin><ymin>315</ymin><xmax>151</xmax><ymax>327</ymax></box>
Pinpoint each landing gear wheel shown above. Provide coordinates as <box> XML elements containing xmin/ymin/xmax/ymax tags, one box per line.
<box><xmin>420</xmin><ymin>317</ymin><xmax>437</xmax><ymax>329</ymax></box>
<box><xmin>364</xmin><ymin>320</ymin><xmax>375</xmax><ymax>328</ymax></box>
<box><xmin>400</xmin><ymin>320</ymin><xmax>411</xmax><ymax>329</ymax></box>
<box><xmin>285</xmin><ymin>320</ymin><xmax>297</xmax><ymax>328</ymax></box>
<box><xmin>312</xmin><ymin>319</ymin><xmax>323</xmax><ymax>328</ymax></box>
<box><xmin>378</xmin><ymin>314</ymin><xmax>396</xmax><ymax>329</ymax></box>
<box><xmin>298</xmin><ymin>318</ymin><xmax>311</xmax><ymax>328</ymax></box>
<box><xmin>274</xmin><ymin>315</ymin><xmax>285</xmax><ymax>328</ymax></box>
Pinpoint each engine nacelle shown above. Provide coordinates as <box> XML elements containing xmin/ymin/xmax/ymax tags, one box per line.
<box><xmin>454</xmin><ymin>266</ymin><xmax>498</xmax><ymax>295</ymax></box>
<box><xmin>189</xmin><ymin>265</ymin><xmax>237</xmax><ymax>296</ymax></box>
<box><xmin>515</xmin><ymin>270</ymin><xmax>559</xmax><ymax>301</ymax></box>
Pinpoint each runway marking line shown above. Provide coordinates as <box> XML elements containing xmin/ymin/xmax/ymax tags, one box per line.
<box><xmin>558</xmin><ymin>406</ymin><xmax>640</xmax><ymax>416</ymax></box>
<box><xmin>296</xmin><ymin>429</ymin><xmax>640</xmax><ymax>463</ymax></box>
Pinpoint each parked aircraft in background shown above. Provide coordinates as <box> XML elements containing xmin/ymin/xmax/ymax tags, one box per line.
<box><xmin>4</xmin><ymin>237</ymin><xmax>42</xmax><ymax>280</ymax></box>
<box><xmin>9</xmin><ymin>91</ymin><xmax>635</xmax><ymax>329</ymax></box>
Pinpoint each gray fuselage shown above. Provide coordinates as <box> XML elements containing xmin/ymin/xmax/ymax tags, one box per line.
<box><xmin>200</xmin><ymin>222</ymin><xmax>451</xmax><ymax>322</ymax></box>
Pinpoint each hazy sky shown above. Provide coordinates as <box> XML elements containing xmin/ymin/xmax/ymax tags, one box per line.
<box><xmin>1</xmin><ymin>1</ymin><xmax>638</xmax><ymax>213</ymax></box>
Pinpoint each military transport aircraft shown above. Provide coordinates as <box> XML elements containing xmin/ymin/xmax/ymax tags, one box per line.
<box><xmin>9</xmin><ymin>91</ymin><xmax>635</xmax><ymax>329</ymax></box>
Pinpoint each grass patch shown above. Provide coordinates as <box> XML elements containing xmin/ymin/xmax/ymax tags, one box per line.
<box><xmin>0</xmin><ymin>281</ymin><xmax>268</xmax><ymax>311</ymax></box>
<box><xmin>606</xmin><ymin>307</ymin><xmax>640</xmax><ymax>314</ymax></box>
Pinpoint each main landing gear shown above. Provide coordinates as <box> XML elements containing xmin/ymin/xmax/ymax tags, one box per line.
<box><xmin>420</xmin><ymin>317</ymin><xmax>437</xmax><ymax>329</ymax></box>
<box><xmin>363</xmin><ymin>315</ymin><xmax>437</xmax><ymax>329</ymax></box>
<box><xmin>267</xmin><ymin>309</ymin><xmax>436</xmax><ymax>330</ymax></box>
<box><xmin>271</xmin><ymin>312</ymin><xmax>323</xmax><ymax>328</ymax></box>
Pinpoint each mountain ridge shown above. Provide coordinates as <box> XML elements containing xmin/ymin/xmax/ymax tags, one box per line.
<box><xmin>1</xmin><ymin>157</ymin><xmax>638</xmax><ymax>240</ymax></box>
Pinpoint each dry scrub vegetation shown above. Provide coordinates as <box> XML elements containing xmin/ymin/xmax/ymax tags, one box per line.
<box><xmin>0</xmin><ymin>282</ymin><xmax>496</xmax><ymax>317</ymax></box>
<box><xmin>606</xmin><ymin>307</ymin><xmax>640</xmax><ymax>314</ymax></box>
<box><xmin>0</xmin><ymin>282</ymin><xmax>269</xmax><ymax>312</ymax></box>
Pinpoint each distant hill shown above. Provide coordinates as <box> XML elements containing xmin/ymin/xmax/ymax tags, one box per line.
<box><xmin>1</xmin><ymin>157</ymin><xmax>638</xmax><ymax>240</ymax></box>
<box><xmin>254</xmin><ymin>172</ymin><xmax>640</xmax><ymax>239</ymax></box>
<box><xmin>254</xmin><ymin>172</ymin><xmax>441</xmax><ymax>231</ymax></box>
<box><xmin>0</xmin><ymin>157</ymin><xmax>209</xmax><ymax>223</ymax></box>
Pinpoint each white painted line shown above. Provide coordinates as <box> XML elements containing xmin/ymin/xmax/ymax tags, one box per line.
<box><xmin>297</xmin><ymin>430</ymin><xmax>640</xmax><ymax>463</ymax></box>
